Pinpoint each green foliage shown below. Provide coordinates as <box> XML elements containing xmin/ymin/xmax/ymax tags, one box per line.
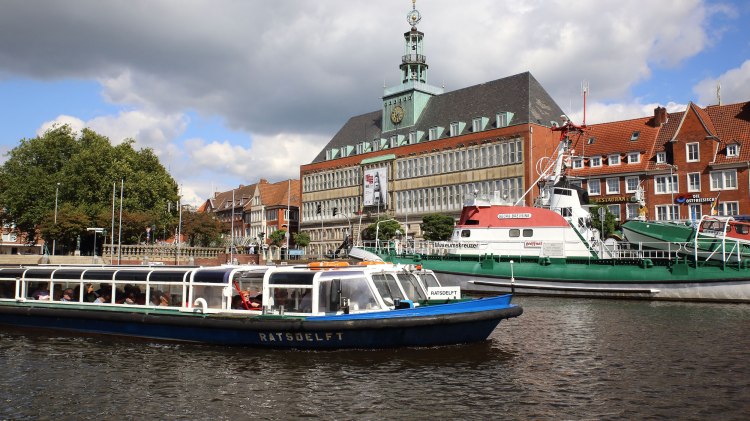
<box><xmin>293</xmin><ymin>231</ymin><xmax>311</xmax><ymax>248</ymax></box>
<box><xmin>361</xmin><ymin>218</ymin><xmax>402</xmax><ymax>241</ymax></box>
<box><xmin>182</xmin><ymin>210</ymin><xmax>226</xmax><ymax>247</ymax></box>
<box><xmin>269</xmin><ymin>229</ymin><xmax>287</xmax><ymax>246</ymax></box>
<box><xmin>38</xmin><ymin>203</ymin><xmax>90</xmax><ymax>255</ymax></box>
<box><xmin>420</xmin><ymin>213</ymin><xmax>455</xmax><ymax>241</ymax></box>
<box><xmin>590</xmin><ymin>205</ymin><xmax>617</xmax><ymax>238</ymax></box>
<box><xmin>0</xmin><ymin>125</ymin><xmax>180</xmax><ymax>245</ymax></box>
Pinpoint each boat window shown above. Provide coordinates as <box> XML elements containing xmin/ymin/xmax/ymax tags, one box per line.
<box><xmin>269</xmin><ymin>272</ymin><xmax>315</xmax><ymax>285</ymax></box>
<box><xmin>509</xmin><ymin>229</ymin><xmax>520</xmax><ymax>238</ymax></box>
<box><xmin>234</xmin><ymin>271</ymin><xmax>264</xmax><ymax>298</ymax></box>
<box><xmin>193</xmin><ymin>269</ymin><xmax>231</xmax><ymax>284</ymax></box>
<box><xmin>55</xmin><ymin>281</ymin><xmax>82</xmax><ymax>303</ymax></box>
<box><xmin>191</xmin><ymin>285</ymin><xmax>226</xmax><ymax>309</ymax></box>
<box><xmin>83</xmin><ymin>270</ymin><xmax>117</xmax><ymax>281</ymax></box>
<box><xmin>148</xmin><ymin>283</ymin><xmax>182</xmax><ymax>307</ymax></box>
<box><xmin>372</xmin><ymin>274</ymin><xmax>405</xmax><ymax>306</ymax></box>
<box><xmin>523</xmin><ymin>229</ymin><xmax>533</xmax><ymax>237</ymax></box>
<box><xmin>461</xmin><ymin>230</ymin><xmax>471</xmax><ymax>238</ymax></box>
<box><xmin>416</xmin><ymin>272</ymin><xmax>441</xmax><ymax>288</ymax></box>
<box><xmin>270</xmin><ymin>286</ymin><xmax>313</xmax><ymax>313</ymax></box>
<box><xmin>736</xmin><ymin>224</ymin><xmax>750</xmax><ymax>235</ymax></box>
<box><xmin>27</xmin><ymin>282</ymin><xmax>52</xmax><ymax>300</ymax></box>
<box><xmin>465</xmin><ymin>219</ymin><xmax>480</xmax><ymax>225</ymax></box>
<box><xmin>52</xmin><ymin>269</ymin><xmax>85</xmax><ymax>281</ymax></box>
<box><xmin>23</xmin><ymin>269</ymin><xmax>55</xmax><ymax>279</ymax></box>
<box><xmin>397</xmin><ymin>273</ymin><xmax>427</xmax><ymax>301</ymax></box>
<box><xmin>317</xmin><ymin>278</ymin><xmax>380</xmax><ymax>313</ymax></box>
<box><xmin>561</xmin><ymin>207</ymin><xmax>572</xmax><ymax>217</ymax></box>
<box><xmin>150</xmin><ymin>271</ymin><xmax>189</xmax><ymax>283</ymax></box>
<box><xmin>0</xmin><ymin>279</ymin><xmax>15</xmax><ymax>299</ymax></box>
<box><xmin>0</xmin><ymin>268</ymin><xmax>27</xmax><ymax>279</ymax></box>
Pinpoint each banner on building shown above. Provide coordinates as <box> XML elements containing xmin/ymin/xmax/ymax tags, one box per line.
<box><xmin>363</xmin><ymin>167</ymin><xmax>387</xmax><ymax>207</ymax></box>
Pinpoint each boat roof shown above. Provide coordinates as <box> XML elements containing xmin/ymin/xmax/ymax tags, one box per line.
<box><xmin>457</xmin><ymin>205</ymin><xmax>570</xmax><ymax>228</ymax></box>
<box><xmin>0</xmin><ymin>265</ymin><xmax>272</xmax><ymax>284</ymax></box>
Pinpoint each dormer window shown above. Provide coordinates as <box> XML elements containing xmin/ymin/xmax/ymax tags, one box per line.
<box><xmin>656</xmin><ymin>152</ymin><xmax>666</xmax><ymax>163</ymax></box>
<box><xmin>496</xmin><ymin>112</ymin><xmax>513</xmax><ymax>128</ymax></box>
<box><xmin>630</xmin><ymin>131</ymin><xmax>640</xmax><ymax>141</ymax></box>
<box><xmin>590</xmin><ymin>156</ymin><xmax>602</xmax><ymax>167</ymax></box>
<box><xmin>428</xmin><ymin>126</ymin><xmax>440</xmax><ymax>141</ymax></box>
<box><xmin>472</xmin><ymin>117</ymin><xmax>483</xmax><ymax>132</ymax></box>
<box><xmin>608</xmin><ymin>154</ymin><xmax>620</xmax><ymax>166</ymax></box>
<box><xmin>628</xmin><ymin>152</ymin><xmax>640</xmax><ymax>164</ymax></box>
<box><xmin>587</xmin><ymin>137</ymin><xmax>596</xmax><ymax>145</ymax></box>
<box><xmin>572</xmin><ymin>158</ymin><xmax>583</xmax><ymax>169</ymax></box>
<box><xmin>727</xmin><ymin>143</ymin><xmax>739</xmax><ymax>157</ymax></box>
<box><xmin>449</xmin><ymin>122</ymin><xmax>460</xmax><ymax>137</ymax></box>
<box><xmin>409</xmin><ymin>131</ymin><xmax>418</xmax><ymax>144</ymax></box>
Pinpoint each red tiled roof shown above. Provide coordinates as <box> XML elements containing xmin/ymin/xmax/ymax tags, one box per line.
<box><xmin>705</xmin><ymin>101</ymin><xmax>750</xmax><ymax>165</ymax></box>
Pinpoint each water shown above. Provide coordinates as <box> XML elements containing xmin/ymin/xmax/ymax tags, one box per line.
<box><xmin>1</xmin><ymin>297</ymin><xmax>748</xmax><ymax>420</ymax></box>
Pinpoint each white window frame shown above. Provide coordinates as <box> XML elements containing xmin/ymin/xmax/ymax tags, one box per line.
<box><xmin>409</xmin><ymin>131</ymin><xmax>418</xmax><ymax>144</ymax></box>
<box><xmin>472</xmin><ymin>117</ymin><xmax>483</xmax><ymax>132</ymax></box>
<box><xmin>627</xmin><ymin>152</ymin><xmax>640</xmax><ymax>164</ymax></box>
<box><xmin>687</xmin><ymin>172</ymin><xmax>701</xmax><ymax>192</ymax></box>
<box><xmin>449</xmin><ymin>122</ymin><xmax>460</xmax><ymax>137</ymax></box>
<box><xmin>655</xmin><ymin>205</ymin><xmax>679</xmax><ymax>221</ymax></box>
<box><xmin>572</xmin><ymin>158</ymin><xmax>583</xmax><ymax>169</ymax></box>
<box><xmin>626</xmin><ymin>203</ymin><xmax>640</xmax><ymax>220</ymax></box>
<box><xmin>625</xmin><ymin>176</ymin><xmax>639</xmax><ymax>193</ymax></box>
<box><xmin>590</xmin><ymin>156</ymin><xmax>602</xmax><ymax>167</ymax></box>
<box><xmin>656</xmin><ymin>152</ymin><xmax>666</xmax><ymax>163</ymax></box>
<box><xmin>428</xmin><ymin>127</ymin><xmax>438</xmax><ymax>141</ymax></box>
<box><xmin>717</xmin><ymin>201</ymin><xmax>739</xmax><ymax>216</ymax></box>
<box><xmin>606</xmin><ymin>178</ymin><xmax>620</xmax><ymax>194</ymax></box>
<box><xmin>608</xmin><ymin>154</ymin><xmax>620</xmax><ymax>166</ymax></box>
<box><xmin>727</xmin><ymin>143</ymin><xmax>739</xmax><ymax>157</ymax></box>
<box><xmin>587</xmin><ymin>179</ymin><xmax>601</xmax><ymax>196</ymax></box>
<box><xmin>607</xmin><ymin>204</ymin><xmax>621</xmax><ymax>221</ymax></box>
<box><xmin>654</xmin><ymin>175</ymin><xmax>678</xmax><ymax>194</ymax></box>
<box><xmin>710</xmin><ymin>169</ymin><xmax>738</xmax><ymax>191</ymax></box>
<box><xmin>688</xmin><ymin>204</ymin><xmax>702</xmax><ymax>221</ymax></box>
<box><xmin>686</xmin><ymin>143</ymin><xmax>699</xmax><ymax>162</ymax></box>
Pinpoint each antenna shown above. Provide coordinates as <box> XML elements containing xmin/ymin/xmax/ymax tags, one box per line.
<box><xmin>581</xmin><ymin>80</ymin><xmax>589</xmax><ymax>126</ymax></box>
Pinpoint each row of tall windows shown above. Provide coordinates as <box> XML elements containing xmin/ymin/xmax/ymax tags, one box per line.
<box><xmin>302</xmin><ymin>197</ymin><xmax>362</xmax><ymax>222</ymax></box>
<box><xmin>395</xmin><ymin>178</ymin><xmax>523</xmax><ymax>214</ymax></box>
<box><xmin>303</xmin><ymin>168</ymin><xmax>360</xmax><ymax>193</ymax></box>
<box><xmin>395</xmin><ymin>139</ymin><xmax>523</xmax><ymax>180</ymax></box>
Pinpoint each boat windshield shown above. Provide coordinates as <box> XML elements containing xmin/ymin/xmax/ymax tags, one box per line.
<box><xmin>415</xmin><ymin>272</ymin><xmax>440</xmax><ymax>289</ymax></box>
<box><xmin>316</xmin><ymin>277</ymin><xmax>380</xmax><ymax>313</ymax></box>
<box><xmin>396</xmin><ymin>273</ymin><xmax>426</xmax><ymax>301</ymax></box>
<box><xmin>371</xmin><ymin>274</ymin><xmax>405</xmax><ymax>306</ymax></box>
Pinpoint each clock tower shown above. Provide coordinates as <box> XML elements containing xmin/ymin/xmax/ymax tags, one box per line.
<box><xmin>382</xmin><ymin>0</ymin><xmax>443</xmax><ymax>133</ymax></box>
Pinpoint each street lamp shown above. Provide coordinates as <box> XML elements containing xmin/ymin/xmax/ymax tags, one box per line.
<box><xmin>52</xmin><ymin>182</ymin><xmax>60</xmax><ymax>256</ymax></box>
<box><xmin>87</xmin><ymin>227</ymin><xmax>104</xmax><ymax>264</ymax></box>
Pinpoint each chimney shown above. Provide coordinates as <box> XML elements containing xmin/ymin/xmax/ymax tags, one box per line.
<box><xmin>654</xmin><ymin>106</ymin><xmax>668</xmax><ymax>126</ymax></box>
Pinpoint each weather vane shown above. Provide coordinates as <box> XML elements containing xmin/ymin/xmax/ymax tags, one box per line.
<box><xmin>407</xmin><ymin>0</ymin><xmax>421</xmax><ymax>29</ymax></box>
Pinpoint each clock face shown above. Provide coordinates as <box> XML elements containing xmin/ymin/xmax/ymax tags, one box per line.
<box><xmin>390</xmin><ymin>105</ymin><xmax>405</xmax><ymax>124</ymax></box>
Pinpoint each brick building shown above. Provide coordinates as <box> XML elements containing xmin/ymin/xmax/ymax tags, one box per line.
<box><xmin>200</xmin><ymin>178</ymin><xmax>300</xmax><ymax>252</ymax></box>
<box><xmin>568</xmin><ymin>101</ymin><xmax>750</xmax><ymax>223</ymax></box>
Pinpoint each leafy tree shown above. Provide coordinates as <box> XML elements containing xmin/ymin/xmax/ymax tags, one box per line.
<box><xmin>361</xmin><ymin>218</ymin><xmax>402</xmax><ymax>241</ymax></box>
<box><xmin>293</xmin><ymin>231</ymin><xmax>310</xmax><ymax>248</ymax></box>
<box><xmin>590</xmin><ymin>205</ymin><xmax>617</xmax><ymax>239</ymax></box>
<box><xmin>0</xmin><ymin>125</ymin><xmax>180</xmax><ymax>246</ymax></box>
<box><xmin>269</xmin><ymin>229</ymin><xmax>287</xmax><ymax>247</ymax></box>
<box><xmin>421</xmin><ymin>213</ymin><xmax>455</xmax><ymax>241</ymax></box>
<box><xmin>38</xmin><ymin>203</ymin><xmax>90</xmax><ymax>255</ymax></box>
<box><xmin>181</xmin><ymin>210</ymin><xmax>226</xmax><ymax>247</ymax></box>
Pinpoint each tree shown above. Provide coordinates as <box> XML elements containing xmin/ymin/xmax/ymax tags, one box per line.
<box><xmin>590</xmin><ymin>205</ymin><xmax>617</xmax><ymax>239</ymax></box>
<box><xmin>361</xmin><ymin>218</ymin><xmax>402</xmax><ymax>241</ymax></box>
<box><xmin>293</xmin><ymin>231</ymin><xmax>311</xmax><ymax>248</ymax></box>
<box><xmin>0</xmin><ymin>125</ymin><xmax>180</xmax><ymax>245</ymax></box>
<box><xmin>269</xmin><ymin>229</ymin><xmax>287</xmax><ymax>247</ymax></box>
<box><xmin>421</xmin><ymin>213</ymin><xmax>455</xmax><ymax>241</ymax></box>
<box><xmin>38</xmin><ymin>203</ymin><xmax>90</xmax><ymax>255</ymax></box>
<box><xmin>181</xmin><ymin>210</ymin><xmax>226</xmax><ymax>247</ymax></box>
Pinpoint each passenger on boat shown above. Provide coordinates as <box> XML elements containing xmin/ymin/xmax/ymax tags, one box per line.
<box><xmin>83</xmin><ymin>284</ymin><xmax>97</xmax><ymax>302</ymax></box>
<box><xmin>94</xmin><ymin>290</ymin><xmax>112</xmax><ymax>304</ymax></box>
<box><xmin>60</xmin><ymin>288</ymin><xmax>76</xmax><ymax>302</ymax></box>
<box><xmin>31</xmin><ymin>286</ymin><xmax>50</xmax><ymax>300</ymax></box>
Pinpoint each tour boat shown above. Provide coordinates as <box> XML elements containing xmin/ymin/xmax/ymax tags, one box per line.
<box><xmin>353</xmin><ymin>119</ymin><xmax>750</xmax><ymax>303</ymax></box>
<box><xmin>0</xmin><ymin>263</ymin><xmax>521</xmax><ymax>349</ymax></box>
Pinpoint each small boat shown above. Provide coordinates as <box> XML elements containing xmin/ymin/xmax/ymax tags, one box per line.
<box><xmin>0</xmin><ymin>263</ymin><xmax>521</xmax><ymax>349</ymax></box>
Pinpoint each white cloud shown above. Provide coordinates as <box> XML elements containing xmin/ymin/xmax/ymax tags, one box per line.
<box><xmin>37</xmin><ymin>115</ymin><xmax>86</xmax><ymax>137</ymax></box>
<box><xmin>693</xmin><ymin>59</ymin><xmax>750</xmax><ymax>106</ymax></box>
<box><xmin>568</xmin><ymin>101</ymin><xmax>687</xmax><ymax>125</ymax></box>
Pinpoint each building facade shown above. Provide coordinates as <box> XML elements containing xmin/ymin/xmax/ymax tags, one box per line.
<box><xmin>299</xmin><ymin>4</ymin><xmax>565</xmax><ymax>256</ymax></box>
<box><xmin>200</xmin><ymin>178</ymin><xmax>300</xmax><ymax>252</ymax></box>
<box><xmin>568</xmin><ymin>101</ymin><xmax>750</xmax><ymax>224</ymax></box>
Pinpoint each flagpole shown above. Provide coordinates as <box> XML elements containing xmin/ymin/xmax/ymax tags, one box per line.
<box><xmin>117</xmin><ymin>178</ymin><xmax>123</xmax><ymax>265</ymax></box>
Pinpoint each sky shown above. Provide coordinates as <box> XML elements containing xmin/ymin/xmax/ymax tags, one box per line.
<box><xmin>1</xmin><ymin>0</ymin><xmax>749</xmax><ymax>206</ymax></box>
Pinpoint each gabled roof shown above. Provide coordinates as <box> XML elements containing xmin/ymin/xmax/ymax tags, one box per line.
<box><xmin>258</xmin><ymin>179</ymin><xmax>301</xmax><ymax>208</ymax></box>
<box><xmin>705</xmin><ymin>101</ymin><xmax>750</xmax><ymax>165</ymax></box>
<box><xmin>311</xmin><ymin>72</ymin><xmax>565</xmax><ymax>163</ymax></box>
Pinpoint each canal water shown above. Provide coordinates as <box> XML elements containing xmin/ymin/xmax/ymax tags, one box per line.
<box><xmin>1</xmin><ymin>296</ymin><xmax>748</xmax><ymax>420</ymax></box>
